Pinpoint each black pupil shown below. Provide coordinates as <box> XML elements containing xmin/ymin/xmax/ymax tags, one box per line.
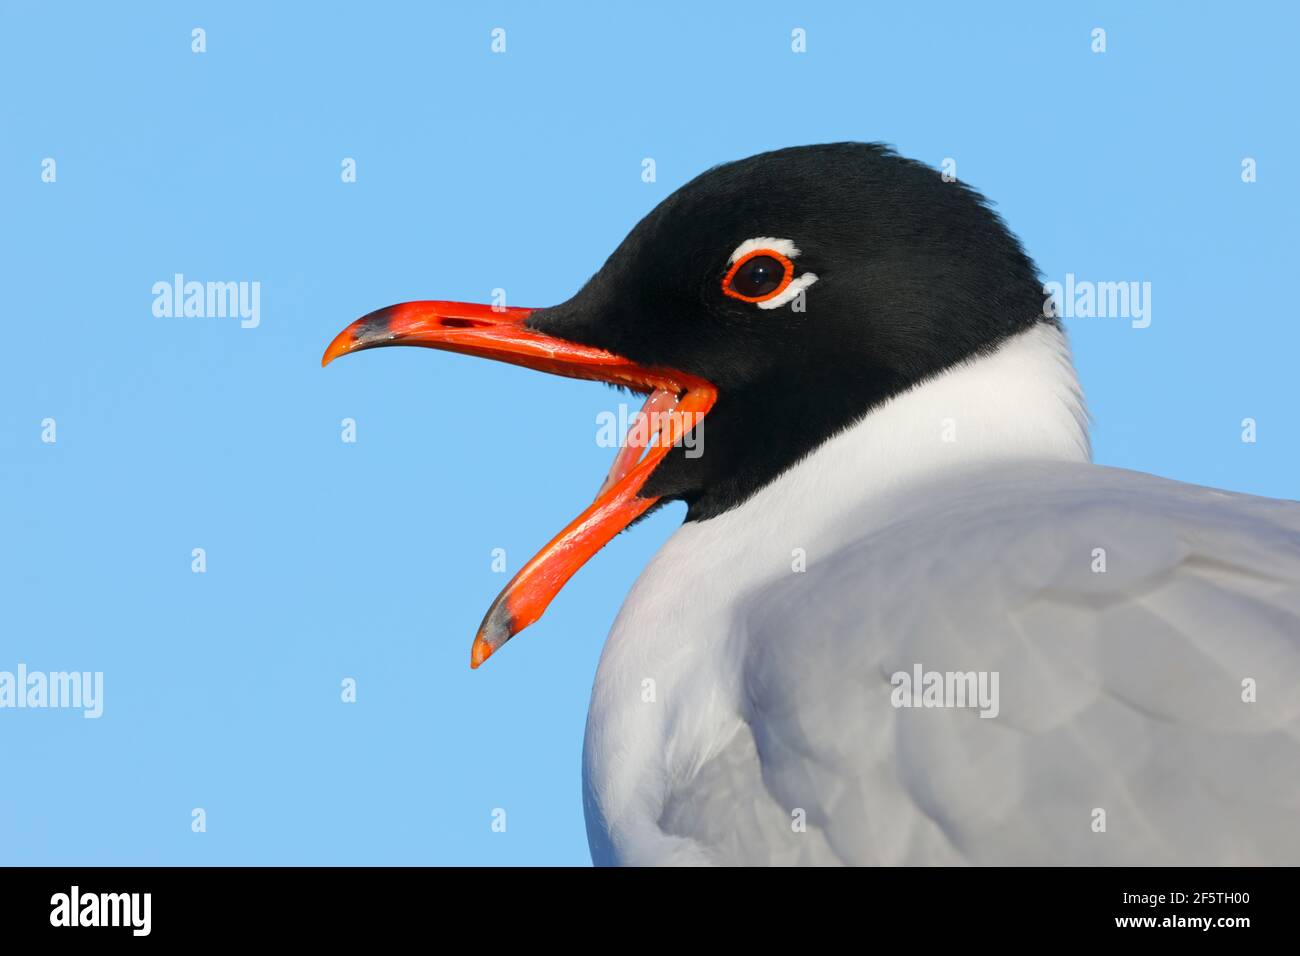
<box><xmin>731</xmin><ymin>255</ymin><xmax>784</xmax><ymax>298</ymax></box>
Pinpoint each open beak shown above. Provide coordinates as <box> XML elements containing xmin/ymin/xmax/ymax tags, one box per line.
<box><xmin>322</xmin><ymin>301</ymin><xmax>716</xmax><ymax>668</ymax></box>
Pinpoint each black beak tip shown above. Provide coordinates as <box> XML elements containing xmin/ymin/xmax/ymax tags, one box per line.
<box><xmin>322</xmin><ymin>309</ymin><xmax>395</xmax><ymax>367</ymax></box>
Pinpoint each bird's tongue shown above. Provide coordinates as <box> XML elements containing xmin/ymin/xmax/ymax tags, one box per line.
<box><xmin>595</xmin><ymin>388</ymin><xmax>681</xmax><ymax>501</ymax></box>
<box><xmin>321</xmin><ymin>300</ymin><xmax>716</xmax><ymax>668</ymax></box>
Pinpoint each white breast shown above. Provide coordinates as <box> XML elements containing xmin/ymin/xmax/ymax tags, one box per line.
<box><xmin>581</xmin><ymin>322</ymin><xmax>1091</xmax><ymax>865</ymax></box>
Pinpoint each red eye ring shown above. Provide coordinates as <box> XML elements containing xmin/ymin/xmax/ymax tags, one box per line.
<box><xmin>721</xmin><ymin>248</ymin><xmax>796</xmax><ymax>303</ymax></box>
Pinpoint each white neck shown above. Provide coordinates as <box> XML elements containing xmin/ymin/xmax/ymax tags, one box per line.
<box><xmin>582</xmin><ymin>321</ymin><xmax>1090</xmax><ymax>864</ymax></box>
<box><xmin>680</xmin><ymin>320</ymin><xmax>1089</xmax><ymax>560</ymax></box>
<box><xmin>789</xmin><ymin>318</ymin><xmax>1091</xmax><ymax>519</ymax></box>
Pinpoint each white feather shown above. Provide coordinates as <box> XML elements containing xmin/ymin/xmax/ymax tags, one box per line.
<box><xmin>757</xmin><ymin>271</ymin><xmax>818</xmax><ymax>310</ymax></box>
<box><xmin>728</xmin><ymin>237</ymin><xmax>802</xmax><ymax>264</ymax></box>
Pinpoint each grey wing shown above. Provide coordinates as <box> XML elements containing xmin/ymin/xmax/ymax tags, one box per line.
<box><xmin>658</xmin><ymin>462</ymin><xmax>1300</xmax><ymax>865</ymax></box>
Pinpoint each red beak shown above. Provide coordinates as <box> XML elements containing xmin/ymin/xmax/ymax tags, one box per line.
<box><xmin>322</xmin><ymin>301</ymin><xmax>717</xmax><ymax>668</ymax></box>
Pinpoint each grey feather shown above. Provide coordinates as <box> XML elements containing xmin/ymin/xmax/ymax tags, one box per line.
<box><xmin>657</xmin><ymin>461</ymin><xmax>1300</xmax><ymax>864</ymax></box>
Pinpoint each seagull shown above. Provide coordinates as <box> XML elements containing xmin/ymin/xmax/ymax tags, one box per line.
<box><xmin>323</xmin><ymin>143</ymin><xmax>1300</xmax><ymax>866</ymax></box>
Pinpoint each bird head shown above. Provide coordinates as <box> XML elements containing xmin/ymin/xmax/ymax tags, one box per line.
<box><xmin>322</xmin><ymin>142</ymin><xmax>1050</xmax><ymax>667</ymax></box>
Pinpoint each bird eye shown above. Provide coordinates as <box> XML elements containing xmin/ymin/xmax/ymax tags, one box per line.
<box><xmin>722</xmin><ymin>248</ymin><xmax>795</xmax><ymax>303</ymax></box>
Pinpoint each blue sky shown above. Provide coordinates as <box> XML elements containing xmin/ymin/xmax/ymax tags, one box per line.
<box><xmin>1</xmin><ymin>2</ymin><xmax>1295</xmax><ymax>865</ymax></box>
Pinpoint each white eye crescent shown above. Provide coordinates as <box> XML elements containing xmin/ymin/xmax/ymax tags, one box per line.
<box><xmin>724</xmin><ymin>237</ymin><xmax>818</xmax><ymax>310</ymax></box>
